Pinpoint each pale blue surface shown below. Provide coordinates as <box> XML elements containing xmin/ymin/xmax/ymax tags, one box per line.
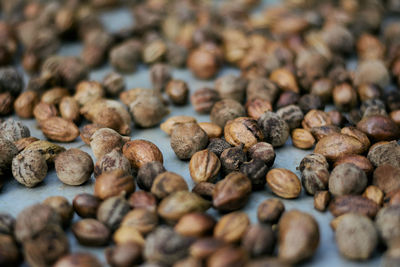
<box><xmin>0</xmin><ymin>2</ymin><xmax>383</xmax><ymax>266</ymax></box>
